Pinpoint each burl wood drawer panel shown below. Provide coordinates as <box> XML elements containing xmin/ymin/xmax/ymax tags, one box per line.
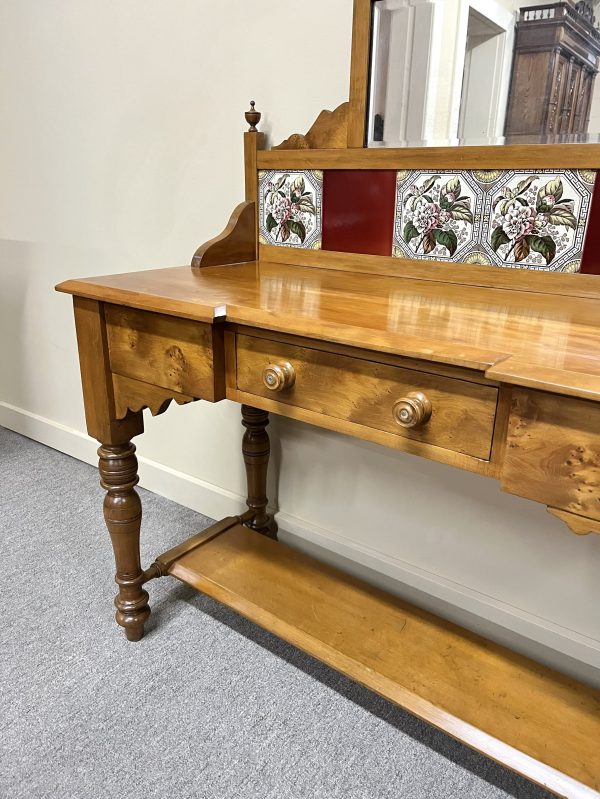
<box><xmin>105</xmin><ymin>304</ymin><xmax>224</xmax><ymax>401</ymax></box>
<box><xmin>236</xmin><ymin>334</ymin><xmax>498</xmax><ymax>459</ymax></box>
<box><xmin>502</xmin><ymin>388</ymin><xmax>600</xmax><ymax>519</ymax></box>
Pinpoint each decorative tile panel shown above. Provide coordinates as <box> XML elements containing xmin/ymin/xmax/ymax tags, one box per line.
<box><xmin>259</xmin><ymin>170</ymin><xmax>322</xmax><ymax>249</ymax></box>
<box><xmin>394</xmin><ymin>171</ymin><xmax>483</xmax><ymax>262</ymax></box>
<box><xmin>482</xmin><ymin>170</ymin><xmax>593</xmax><ymax>272</ymax></box>
<box><xmin>394</xmin><ymin>169</ymin><xmax>596</xmax><ymax>272</ymax></box>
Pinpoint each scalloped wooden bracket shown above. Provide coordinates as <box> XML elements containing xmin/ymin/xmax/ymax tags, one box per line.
<box><xmin>547</xmin><ymin>507</ymin><xmax>600</xmax><ymax>536</ymax></box>
<box><xmin>272</xmin><ymin>101</ymin><xmax>349</xmax><ymax>150</ymax></box>
<box><xmin>191</xmin><ymin>201</ymin><xmax>256</xmax><ymax>268</ymax></box>
<box><xmin>113</xmin><ymin>374</ymin><xmax>196</xmax><ymax>420</ymax></box>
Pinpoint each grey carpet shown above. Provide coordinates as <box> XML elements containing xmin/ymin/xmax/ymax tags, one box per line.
<box><xmin>0</xmin><ymin>425</ymin><xmax>553</xmax><ymax>799</ymax></box>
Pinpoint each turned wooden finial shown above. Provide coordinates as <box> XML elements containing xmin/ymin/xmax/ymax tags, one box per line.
<box><xmin>245</xmin><ymin>100</ymin><xmax>261</xmax><ymax>132</ymax></box>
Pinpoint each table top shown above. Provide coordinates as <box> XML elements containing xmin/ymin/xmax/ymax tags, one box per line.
<box><xmin>56</xmin><ymin>260</ymin><xmax>600</xmax><ymax>400</ymax></box>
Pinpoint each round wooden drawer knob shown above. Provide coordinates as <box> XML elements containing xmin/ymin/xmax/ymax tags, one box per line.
<box><xmin>263</xmin><ymin>361</ymin><xmax>295</xmax><ymax>392</ymax></box>
<box><xmin>393</xmin><ymin>392</ymin><xmax>432</xmax><ymax>428</ymax></box>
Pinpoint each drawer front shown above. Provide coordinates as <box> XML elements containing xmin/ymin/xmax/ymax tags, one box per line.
<box><xmin>236</xmin><ymin>334</ymin><xmax>498</xmax><ymax>459</ymax></box>
<box><xmin>106</xmin><ymin>304</ymin><xmax>224</xmax><ymax>401</ymax></box>
<box><xmin>502</xmin><ymin>388</ymin><xmax>600</xmax><ymax>520</ymax></box>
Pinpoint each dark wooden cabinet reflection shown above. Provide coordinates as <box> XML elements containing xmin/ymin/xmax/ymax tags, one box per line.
<box><xmin>505</xmin><ymin>2</ymin><xmax>600</xmax><ymax>138</ymax></box>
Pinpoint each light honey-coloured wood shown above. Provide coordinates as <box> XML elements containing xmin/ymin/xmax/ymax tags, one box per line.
<box><xmin>392</xmin><ymin>391</ymin><xmax>432</xmax><ymax>429</ymax></box>
<box><xmin>112</xmin><ymin>374</ymin><xmax>196</xmax><ymax>420</ymax></box>
<box><xmin>233</xmin><ymin>325</ymin><xmax>496</xmax><ymax>386</ymax></box>
<box><xmin>55</xmin><ymin>3</ymin><xmax>600</xmax><ymax>789</ymax></box>
<box><xmin>228</xmin><ymin>385</ymin><xmax>497</xmax><ymax>476</ymax></box>
<box><xmin>487</xmin><ymin>356</ymin><xmax>600</xmax><ymax>402</ymax></box>
<box><xmin>169</xmin><ymin>523</ymin><xmax>600</xmax><ymax>798</ymax></box>
<box><xmin>257</xmin><ymin>143</ymin><xmax>600</xmax><ymax>170</ymax></box>
<box><xmin>262</xmin><ymin>360</ymin><xmax>295</xmax><ymax>392</ymax></box>
<box><xmin>191</xmin><ymin>201</ymin><xmax>256</xmax><ymax>268</ymax></box>
<box><xmin>347</xmin><ymin>0</ymin><xmax>371</xmax><ymax>147</ymax></box>
<box><xmin>153</xmin><ymin>516</ymin><xmax>248</xmax><ymax>574</ymax></box>
<box><xmin>258</xmin><ymin>243</ymin><xmax>600</xmax><ymax>300</ymax></box>
<box><xmin>105</xmin><ymin>304</ymin><xmax>225</xmax><ymax>401</ymax></box>
<box><xmin>72</xmin><ymin>297</ymin><xmax>144</xmax><ymax>445</ymax></box>
<box><xmin>235</xmin><ymin>333</ymin><xmax>498</xmax><ymax>460</ymax></box>
<box><xmin>244</xmin><ymin>132</ymin><xmax>265</xmax><ymax>202</ymax></box>
<box><xmin>272</xmin><ymin>102</ymin><xmax>349</xmax><ymax>150</ymax></box>
<box><xmin>58</xmin><ymin>261</ymin><xmax>600</xmax><ymax>400</ymax></box>
<box><xmin>548</xmin><ymin>507</ymin><xmax>600</xmax><ymax>537</ymax></box>
<box><xmin>502</xmin><ymin>389</ymin><xmax>600</xmax><ymax>520</ymax></box>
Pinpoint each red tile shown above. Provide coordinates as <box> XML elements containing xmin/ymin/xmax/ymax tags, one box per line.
<box><xmin>580</xmin><ymin>176</ymin><xmax>600</xmax><ymax>274</ymax></box>
<box><xmin>322</xmin><ymin>170</ymin><xmax>397</xmax><ymax>256</ymax></box>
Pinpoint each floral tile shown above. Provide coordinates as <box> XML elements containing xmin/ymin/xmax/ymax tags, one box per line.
<box><xmin>393</xmin><ymin>171</ymin><xmax>484</xmax><ymax>261</ymax></box>
<box><xmin>258</xmin><ymin>170</ymin><xmax>323</xmax><ymax>249</ymax></box>
<box><xmin>481</xmin><ymin>170</ymin><xmax>595</xmax><ymax>272</ymax></box>
<box><xmin>392</xmin><ymin>168</ymin><xmax>596</xmax><ymax>272</ymax></box>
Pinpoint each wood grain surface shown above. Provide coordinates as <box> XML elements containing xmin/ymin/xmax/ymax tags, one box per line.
<box><xmin>347</xmin><ymin>0</ymin><xmax>371</xmax><ymax>147</ymax></box>
<box><xmin>273</xmin><ymin>102</ymin><xmax>349</xmax><ymax>150</ymax></box>
<box><xmin>191</xmin><ymin>201</ymin><xmax>256</xmax><ymax>268</ymax></box>
<box><xmin>258</xmin><ymin>244</ymin><xmax>600</xmax><ymax>299</ymax></box>
<box><xmin>72</xmin><ymin>297</ymin><xmax>144</xmax><ymax>444</ymax></box>
<box><xmin>57</xmin><ymin>261</ymin><xmax>600</xmax><ymax>399</ymax></box>
<box><xmin>112</xmin><ymin>374</ymin><xmax>196</xmax><ymax>420</ymax></box>
<box><xmin>236</xmin><ymin>333</ymin><xmax>498</xmax><ymax>459</ymax></box>
<box><xmin>257</xmin><ymin>143</ymin><xmax>600</xmax><ymax>170</ymax></box>
<box><xmin>502</xmin><ymin>389</ymin><xmax>600</xmax><ymax>520</ymax></box>
<box><xmin>169</xmin><ymin>523</ymin><xmax>600</xmax><ymax>798</ymax></box>
<box><xmin>105</xmin><ymin>304</ymin><xmax>224</xmax><ymax>401</ymax></box>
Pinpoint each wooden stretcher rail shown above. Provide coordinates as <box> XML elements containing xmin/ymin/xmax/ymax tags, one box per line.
<box><xmin>167</xmin><ymin>522</ymin><xmax>600</xmax><ymax>799</ymax></box>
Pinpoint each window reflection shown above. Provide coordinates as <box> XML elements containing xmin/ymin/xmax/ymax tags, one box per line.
<box><xmin>368</xmin><ymin>0</ymin><xmax>600</xmax><ymax>148</ymax></box>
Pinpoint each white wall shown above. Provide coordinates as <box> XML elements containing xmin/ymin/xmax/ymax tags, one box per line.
<box><xmin>1</xmin><ymin>0</ymin><xmax>599</xmax><ymax>686</ymax></box>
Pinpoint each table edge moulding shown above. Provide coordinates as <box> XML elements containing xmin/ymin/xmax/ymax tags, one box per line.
<box><xmin>55</xmin><ymin>2</ymin><xmax>600</xmax><ymax>797</ymax></box>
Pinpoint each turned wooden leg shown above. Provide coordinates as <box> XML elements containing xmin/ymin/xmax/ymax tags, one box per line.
<box><xmin>241</xmin><ymin>404</ymin><xmax>277</xmax><ymax>539</ymax></box>
<box><xmin>98</xmin><ymin>442</ymin><xmax>150</xmax><ymax>641</ymax></box>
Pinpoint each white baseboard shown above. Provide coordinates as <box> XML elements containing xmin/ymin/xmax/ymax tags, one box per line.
<box><xmin>0</xmin><ymin>401</ymin><xmax>247</xmax><ymax>521</ymax></box>
<box><xmin>2</xmin><ymin>400</ymin><xmax>599</xmax><ymax>685</ymax></box>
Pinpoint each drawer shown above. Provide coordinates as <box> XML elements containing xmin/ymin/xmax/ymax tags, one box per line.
<box><xmin>105</xmin><ymin>304</ymin><xmax>224</xmax><ymax>401</ymax></box>
<box><xmin>502</xmin><ymin>388</ymin><xmax>600</xmax><ymax>520</ymax></box>
<box><xmin>236</xmin><ymin>334</ymin><xmax>498</xmax><ymax>460</ymax></box>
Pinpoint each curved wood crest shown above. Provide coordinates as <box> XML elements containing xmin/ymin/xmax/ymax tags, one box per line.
<box><xmin>273</xmin><ymin>102</ymin><xmax>349</xmax><ymax>150</ymax></box>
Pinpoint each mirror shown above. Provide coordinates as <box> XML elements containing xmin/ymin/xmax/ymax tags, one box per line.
<box><xmin>368</xmin><ymin>0</ymin><xmax>600</xmax><ymax>147</ymax></box>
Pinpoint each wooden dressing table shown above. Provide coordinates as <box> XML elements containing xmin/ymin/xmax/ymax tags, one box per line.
<box><xmin>56</xmin><ymin>3</ymin><xmax>600</xmax><ymax>796</ymax></box>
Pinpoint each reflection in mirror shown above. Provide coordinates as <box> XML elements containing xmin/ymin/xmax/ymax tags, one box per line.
<box><xmin>368</xmin><ymin>0</ymin><xmax>600</xmax><ymax>147</ymax></box>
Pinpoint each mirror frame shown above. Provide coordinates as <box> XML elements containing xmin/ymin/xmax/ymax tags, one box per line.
<box><xmin>348</xmin><ymin>0</ymin><xmax>372</xmax><ymax>148</ymax></box>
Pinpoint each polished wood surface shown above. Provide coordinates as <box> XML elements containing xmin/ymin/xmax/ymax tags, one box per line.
<box><xmin>55</xmin><ymin>3</ymin><xmax>600</xmax><ymax>792</ymax></box>
<box><xmin>112</xmin><ymin>374</ymin><xmax>195</xmax><ymax>420</ymax></box>
<box><xmin>73</xmin><ymin>297</ymin><xmax>144</xmax><ymax>444</ymax></box>
<box><xmin>244</xmin><ymin>132</ymin><xmax>265</xmax><ymax>202</ymax></box>
<box><xmin>258</xmin><ymin>243</ymin><xmax>600</xmax><ymax>299</ymax></box>
<box><xmin>241</xmin><ymin>405</ymin><xmax>277</xmax><ymax>538</ymax></box>
<box><xmin>191</xmin><ymin>200</ymin><xmax>256</xmax><ymax>268</ymax></box>
<box><xmin>235</xmin><ymin>332</ymin><xmax>498</xmax><ymax>460</ymax></box>
<box><xmin>348</xmin><ymin>0</ymin><xmax>371</xmax><ymax>147</ymax></box>
<box><xmin>98</xmin><ymin>442</ymin><xmax>150</xmax><ymax>641</ymax></box>
<box><xmin>58</xmin><ymin>261</ymin><xmax>600</xmax><ymax>399</ymax></box>
<box><xmin>105</xmin><ymin>304</ymin><xmax>224</xmax><ymax>401</ymax></box>
<box><xmin>273</xmin><ymin>102</ymin><xmax>349</xmax><ymax>150</ymax></box>
<box><xmin>548</xmin><ymin>506</ymin><xmax>600</xmax><ymax>537</ymax></box>
<box><xmin>169</xmin><ymin>522</ymin><xmax>600</xmax><ymax>798</ymax></box>
<box><xmin>502</xmin><ymin>389</ymin><xmax>600</xmax><ymax>520</ymax></box>
<box><xmin>257</xmin><ymin>143</ymin><xmax>600</xmax><ymax>170</ymax></box>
